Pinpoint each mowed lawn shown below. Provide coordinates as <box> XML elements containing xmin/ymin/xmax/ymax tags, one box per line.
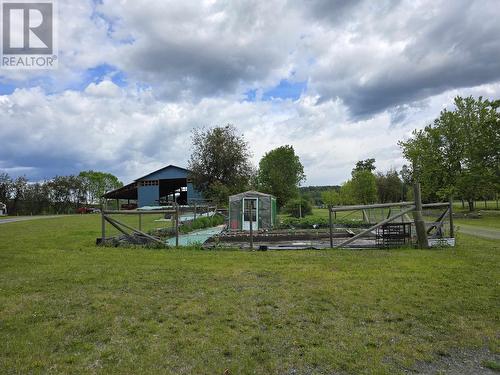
<box><xmin>454</xmin><ymin>211</ymin><xmax>500</xmax><ymax>230</ymax></box>
<box><xmin>0</xmin><ymin>216</ymin><xmax>499</xmax><ymax>374</ymax></box>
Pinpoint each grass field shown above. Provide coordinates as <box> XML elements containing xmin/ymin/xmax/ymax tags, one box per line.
<box><xmin>0</xmin><ymin>215</ymin><xmax>499</xmax><ymax>374</ymax></box>
<box><xmin>454</xmin><ymin>211</ymin><xmax>500</xmax><ymax>230</ymax></box>
<box><xmin>454</xmin><ymin>200</ymin><xmax>500</xmax><ymax>211</ymax></box>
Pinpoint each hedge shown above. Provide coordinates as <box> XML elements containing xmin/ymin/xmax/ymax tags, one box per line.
<box><xmin>179</xmin><ymin>214</ymin><xmax>225</xmax><ymax>234</ymax></box>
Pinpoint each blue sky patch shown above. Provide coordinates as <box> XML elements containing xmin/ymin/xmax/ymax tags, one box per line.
<box><xmin>245</xmin><ymin>79</ymin><xmax>307</xmax><ymax>102</ymax></box>
<box><xmin>67</xmin><ymin>64</ymin><xmax>128</xmax><ymax>92</ymax></box>
<box><xmin>263</xmin><ymin>80</ymin><xmax>307</xmax><ymax>100</ymax></box>
<box><xmin>0</xmin><ymin>82</ymin><xmax>17</xmax><ymax>95</ymax></box>
<box><xmin>0</xmin><ymin>65</ymin><xmax>127</xmax><ymax>96</ymax></box>
<box><xmin>0</xmin><ymin>76</ymin><xmax>55</xmax><ymax>95</ymax></box>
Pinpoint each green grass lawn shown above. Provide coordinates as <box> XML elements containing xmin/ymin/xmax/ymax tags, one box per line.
<box><xmin>102</xmin><ymin>212</ymin><xmax>173</xmax><ymax>235</ymax></box>
<box><xmin>454</xmin><ymin>210</ymin><xmax>500</xmax><ymax>230</ymax></box>
<box><xmin>453</xmin><ymin>200</ymin><xmax>500</xmax><ymax>211</ymax></box>
<box><xmin>0</xmin><ymin>215</ymin><xmax>499</xmax><ymax>374</ymax></box>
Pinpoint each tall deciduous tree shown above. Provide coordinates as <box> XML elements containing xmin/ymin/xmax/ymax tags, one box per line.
<box><xmin>188</xmin><ymin>125</ymin><xmax>253</xmax><ymax>203</ymax></box>
<box><xmin>257</xmin><ymin>145</ymin><xmax>305</xmax><ymax>207</ymax></box>
<box><xmin>12</xmin><ymin>176</ymin><xmax>28</xmax><ymax>214</ymax></box>
<box><xmin>354</xmin><ymin>158</ymin><xmax>376</xmax><ymax>173</ymax></box>
<box><xmin>376</xmin><ymin>169</ymin><xmax>403</xmax><ymax>203</ymax></box>
<box><xmin>48</xmin><ymin>175</ymin><xmax>84</xmax><ymax>213</ymax></box>
<box><xmin>340</xmin><ymin>160</ymin><xmax>379</xmax><ymax>205</ymax></box>
<box><xmin>79</xmin><ymin>171</ymin><xmax>123</xmax><ymax>204</ymax></box>
<box><xmin>338</xmin><ymin>180</ymin><xmax>356</xmax><ymax>205</ymax></box>
<box><xmin>400</xmin><ymin>164</ymin><xmax>413</xmax><ymax>201</ymax></box>
<box><xmin>321</xmin><ymin>189</ymin><xmax>342</xmax><ymax>207</ymax></box>
<box><xmin>0</xmin><ymin>173</ymin><xmax>13</xmax><ymax>204</ymax></box>
<box><xmin>351</xmin><ymin>170</ymin><xmax>377</xmax><ymax>204</ymax></box>
<box><xmin>0</xmin><ymin>170</ymin><xmax>122</xmax><ymax>214</ymax></box>
<box><xmin>399</xmin><ymin>96</ymin><xmax>500</xmax><ymax>210</ymax></box>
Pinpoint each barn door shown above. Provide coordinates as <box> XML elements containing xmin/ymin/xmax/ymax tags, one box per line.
<box><xmin>242</xmin><ymin>198</ymin><xmax>258</xmax><ymax>231</ymax></box>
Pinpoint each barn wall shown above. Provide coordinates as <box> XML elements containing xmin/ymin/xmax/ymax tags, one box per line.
<box><xmin>187</xmin><ymin>182</ymin><xmax>203</xmax><ymax>203</ymax></box>
<box><xmin>138</xmin><ymin>185</ymin><xmax>159</xmax><ymax>207</ymax></box>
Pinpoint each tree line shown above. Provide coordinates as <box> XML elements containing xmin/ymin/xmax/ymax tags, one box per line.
<box><xmin>319</xmin><ymin>159</ymin><xmax>411</xmax><ymax>209</ymax></box>
<box><xmin>0</xmin><ymin>171</ymin><xmax>122</xmax><ymax>215</ymax></box>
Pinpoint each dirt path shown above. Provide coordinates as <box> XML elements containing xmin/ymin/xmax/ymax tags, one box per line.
<box><xmin>457</xmin><ymin>224</ymin><xmax>500</xmax><ymax>240</ymax></box>
<box><xmin>409</xmin><ymin>347</ymin><xmax>499</xmax><ymax>374</ymax></box>
<box><xmin>0</xmin><ymin>215</ymin><xmax>70</xmax><ymax>225</ymax></box>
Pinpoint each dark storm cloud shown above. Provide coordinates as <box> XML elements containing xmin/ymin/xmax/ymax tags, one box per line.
<box><xmin>309</xmin><ymin>0</ymin><xmax>500</xmax><ymax>117</ymax></box>
<box><xmin>123</xmin><ymin>38</ymin><xmax>281</xmax><ymax>99</ymax></box>
<box><xmin>102</xmin><ymin>0</ymin><xmax>500</xmax><ymax>116</ymax></box>
<box><xmin>298</xmin><ymin>0</ymin><xmax>398</xmax><ymax>24</ymax></box>
<box><xmin>101</xmin><ymin>0</ymin><xmax>303</xmax><ymax>101</ymax></box>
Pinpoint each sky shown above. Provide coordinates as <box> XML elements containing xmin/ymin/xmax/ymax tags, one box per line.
<box><xmin>1</xmin><ymin>0</ymin><xmax>500</xmax><ymax>186</ymax></box>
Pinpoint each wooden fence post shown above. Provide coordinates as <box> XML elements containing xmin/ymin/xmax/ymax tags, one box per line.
<box><xmin>328</xmin><ymin>205</ymin><xmax>333</xmax><ymax>249</ymax></box>
<box><xmin>413</xmin><ymin>183</ymin><xmax>429</xmax><ymax>249</ymax></box>
<box><xmin>175</xmin><ymin>204</ymin><xmax>179</xmax><ymax>247</ymax></box>
<box><xmin>101</xmin><ymin>212</ymin><xmax>106</xmax><ymax>242</ymax></box>
<box><xmin>449</xmin><ymin>197</ymin><xmax>454</xmax><ymax>238</ymax></box>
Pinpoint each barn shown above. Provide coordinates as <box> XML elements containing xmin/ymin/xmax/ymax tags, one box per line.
<box><xmin>103</xmin><ymin>165</ymin><xmax>203</xmax><ymax>208</ymax></box>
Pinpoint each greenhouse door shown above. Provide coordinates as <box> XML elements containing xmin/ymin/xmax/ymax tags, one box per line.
<box><xmin>242</xmin><ymin>198</ymin><xmax>258</xmax><ymax>231</ymax></box>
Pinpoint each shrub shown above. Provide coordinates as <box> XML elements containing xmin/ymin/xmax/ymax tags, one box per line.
<box><xmin>283</xmin><ymin>197</ymin><xmax>313</xmax><ymax>218</ymax></box>
<box><xmin>280</xmin><ymin>215</ymin><xmax>369</xmax><ymax>229</ymax></box>
<box><xmin>178</xmin><ymin>214</ymin><xmax>225</xmax><ymax>234</ymax></box>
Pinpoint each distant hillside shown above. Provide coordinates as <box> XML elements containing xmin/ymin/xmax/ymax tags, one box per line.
<box><xmin>300</xmin><ymin>185</ymin><xmax>340</xmax><ymax>205</ymax></box>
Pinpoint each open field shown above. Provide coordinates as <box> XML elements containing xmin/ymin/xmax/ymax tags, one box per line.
<box><xmin>454</xmin><ymin>200</ymin><xmax>500</xmax><ymax>211</ymax></box>
<box><xmin>454</xmin><ymin>211</ymin><xmax>500</xmax><ymax>230</ymax></box>
<box><xmin>100</xmin><ymin>212</ymin><xmax>173</xmax><ymax>237</ymax></box>
<box><xmin>0</xmin><ymin>215</ymin><xmax>499</xmax><ymax>374</ymax></box>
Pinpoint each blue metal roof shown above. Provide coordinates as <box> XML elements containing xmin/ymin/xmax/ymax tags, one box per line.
<box><xmin>135</xmin><ymin>165</ymin><xmax>190</xmax><ymax>181</ymax></box>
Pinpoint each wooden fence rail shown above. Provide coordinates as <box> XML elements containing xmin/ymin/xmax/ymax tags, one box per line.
<box><xmin>328</xmin><ymin>183</ymin><xmax>454</xmax><ymax>249</ymax></box>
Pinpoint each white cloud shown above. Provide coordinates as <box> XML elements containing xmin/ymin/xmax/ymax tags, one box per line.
<box><xmin>2</xmin><ymin>81</ymin><xmax>500</xmax><ymax>185</ymax></box>
<box><xmin>85</xmin><ymin>80</ymin><xmax>122</xmax><ymax>97</ymax></box>
<box><xmin>1</xmin><ymin>0</ymin><xmax>500</xmax><ymax>185</ymax></box>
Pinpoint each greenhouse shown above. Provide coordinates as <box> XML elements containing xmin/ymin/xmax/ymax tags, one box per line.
<box><xmin>228</xmin><ymin>191</ymin><xmax>277</xmax><ymax>231</ymax></box>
